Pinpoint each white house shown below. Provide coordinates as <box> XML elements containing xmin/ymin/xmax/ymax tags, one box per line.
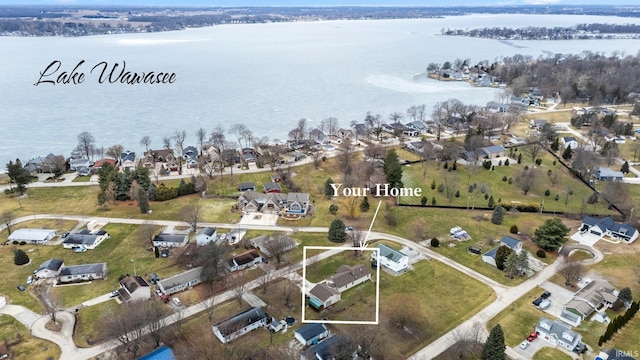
<box><xmin>34</xmin><ymin>258</ymin><xmax>64</xmax><ymax>279</ymax></box>
<box><xmin>481</xmin><ymin>236</ymin><xmax>522</xmax><ymax>267</ymax></box>
<box><xmin>561</xmin><ymin>137</ymin><xmax>579</xmax><ymax>150</ymax></box>
<box><xmin>326</xmin><ymin>264</ymin><xmax>371</xmax><ymax>293</ymax></box>
<box><xmin>560</xmin><ymin>279</ymin><xmax>619</xmax><ymax>326</ymax></box>
<box><xmin>8</xmin><ymin>229</ymin><xmax>57</xmax><ymax>244</ymax></box>
<box><xmin>535</xmin><ymin>317</ymin><xmax>583</xmax><ymax>352</ymax></box>
<box><xmin>212</xmin><ymin>307</ymin><xmax>269</xmax><ymax>343</ymax></box>
<box><xmin>294</xmin><ymin>323</ymin><xmax>330</xmax><ymax>346</ymax></box>
<box><xmin>225</xmin><ymin>250</ymin><xmax>262</xmax><ymax>272</ymax></box>
<box><xmin>308</xmin><ymin>284</ymin><xmax>341</xmax><ymax>310</ymax></box>
<box><xmin>371</xmin><ymin>244</ymin><xmax>409</xmax><ymax>273</ymax></box>
<box><xmin>118</xmin><ymin>275</ymin><xmax>151</xmax><ymax>302</ymax></box>
<box><xmin>196</xmin><ymin>227</ymin><xmax>217</xmax><ymax>246</ymax></box>
<box><xmin>157</xmin><ymin>267</ymin><xmax>203</xmax><ymax>295</ymax></box>
<box><xmin>152</xmin><ymin>234</ymin><xmax>188</xmax><ymax>248</ymax></box>
<box><xmin>62</xmin><ymin>230</ymin><xmax>110</xmax><ymax>250</ymax></box>
<box><xmin>580</xmin><ymin>216</ymin><xmax>638</xmax><ymax>244</ymax></box>
<box><xmin>58</xmin><ymin>263</ymin><xmax>107</xmax><ymax>284</ymax></box>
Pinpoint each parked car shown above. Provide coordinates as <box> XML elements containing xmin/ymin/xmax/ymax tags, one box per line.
<box><xmin>160</xmin><ymin>294</ymin><xmax>169</xmax><ymax>303</ymax></box>
<box><xmin>345</xmin><ymin>226</ymin><xmax>354</xmax><ymax>231</ymax></box>
<box><xmin>532</xmin><ymin>297</ymin><xmax>543</xmax><ymax>306</ymax></box>
<box><xmin>26</xmin><ymin>276</ymin><xmax>34</xmax><ymax>285</ymax></box>
<box><xmin>172</xmin><ymin>297</ymin><xmax>182</xmax><ymax>306</ymax></box>
<box><xmin>519</xmin><ymin>340</ymin><xmax>529</xmax><ymax>349</ymax></box>
<box><xmin>155</xmin><ymin>289</ymin><xmax>162</xmax><ymax>296</ymax></box>
<box><xmin>220</xmin><ymin>233</ymin><xmax>227</xmax><ymax>241</ymax></box>
<box><xmin>527</xmin><ymin>332</ymin><xmax>539</xmax><ymax>342</ymax></box>
<box><xmin>61</xmin><ymin>232</ymin><xmax>70</xmax><ymax>238</ymax></box>
<box><xmin>109</xmin><ymin>291</ymin><xmax>119</xmax><ymax>298</ymax></box>
<box><xmin>538</xmin><ymin>300</ymin><xmax>551</xmax><ymax>310</ymax></box>
<box><xmin>541</xmin><ymin>291</ymin><xmax>551</xmax><ymax>299</ymax></box>
<box><xmin>17</xmin><ymin>285</ymin><xmax>26</xmax><ymax>292</ymax></box>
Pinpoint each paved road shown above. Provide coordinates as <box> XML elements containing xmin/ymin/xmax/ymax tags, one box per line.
<box><xmin>2</xmin><ymin>213</ymin><xmax>601</xmax><ymax>360</ymax></box>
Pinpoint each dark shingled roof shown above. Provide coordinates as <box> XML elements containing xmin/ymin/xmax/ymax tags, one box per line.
<box><xmin>213</xmin><ymin>307</ymin><xmax>268</xmax><ymax>337</ymax></box>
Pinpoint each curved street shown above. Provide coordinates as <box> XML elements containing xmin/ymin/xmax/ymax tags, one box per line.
<box><xmin>0</xmin><ymin>212</ymin><xmax>604</xmax><ymax>359</ymax></box>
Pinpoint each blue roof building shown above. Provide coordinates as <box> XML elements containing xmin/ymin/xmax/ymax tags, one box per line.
<box><xmin>138</xmin><ymin>345</ymin><xmax>176</xmax><ymax>360</ymax></box>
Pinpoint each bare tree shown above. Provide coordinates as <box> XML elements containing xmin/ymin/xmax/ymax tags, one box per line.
<box><xmin>388</xmin><ymin>293</ymin><xmax>420</xmax><ymax>329</ymax></box>
<box><xmin>311</xmin><ymin>150</ymin><xmax>323</xmax><ymax>170</ymax></box>
<box><xmin>389</xmin><ymin>111</ymin><xmax>404</xmax><ymax>124</ymax></box>
<box><xmin>209</xmin><ymin>125</ymin><xmax>226</xmax><ymax>178</ymax></box>
<box><xmin>257</xmin><ymin>268</ymin><xmax>276</xmax><ymax>294</ymax></box>
<box><xmin>449</xmin><ymin>321</ymin><xmax>485</xmax><ymax>360</ymax></box>
<box><xmin>323</xmin><ymin>117</ymin><xmax>339</xmax><ymax>137</ymax></box>
<box><xmin>527</xmin><ymin>137</ymin><xmax>543</xmax><ymax>162</ymax></box>
<box><xmin>515</xmin><ymin>167</ymin><xmax>538</xmax><ymax>195</ymax></box>
<box><xmin>162</xmin><ymin>136</ymin><xmax>172</xmax><ymax>150</ymax></box>
<box><xmin>144</xmin><ymin>300</ymin><xmax>169</xmax><ymax>346</ymax></box>
<box><xmin>548</xmin><ymin>169</ymin><xmax>560</xmax><ymax>187</ymax></box>
<box><xmin>337</xmin><ymin>141</ymin><xmax>357</xmax><ymax>183</ymax></box>
<box><xmin>137</xmin><ymin>221</ymin><xmax>157</xmax><ymax>246</ymax></box>
<box><xmin>180</xmin><ymin>204</ymin><xmax>202</xmax><ymax>232</ymax></box>
<box><xmin>174</xmin><ymin>130</ymin><xmax>187</xmax><ymax>174</ymax></box>
<box><xmin>571</xmin><ymin>147</ymin><xmax>601</xmax><ymax>179</ymax></box>
<box><xmin>341</xmin><ymin>196</ymin><xmax>360</xmax><ymax>219</ymax></box>
<box><xmin>140</xmin><ymin>135</ymin><xmax>151</xmax><ymax>153</ymax></box>
<box><xmin>195</xmin><ymin>241</ymin><xmax>231</xmax><ymax>288</ymax></box>
<box><xmin>201</xmin><ymin>294</ymin><xmax>217</xmax><ymax>323</ymax></box>
<box><xmin>281</xmin><ymin>280</ymin><xmax>297</xmax><ymax>309</ymax></box>
<box><xmin>100</xmin><ymin>300</ymin><xmax>166</xmax><ymax>357</ymax></box>
<box><xmin>353</xmin><ymin>325</ymin><xmax>381</xmax><ymax>359</ymax></box>
<box><xmin>1</xmin><ymin>211</ymin><xmax>14</xmax><ymax>235</ymax></box>
<box><xmin>77</xmin><ymin>131</ymin><xmax>96</xmax><ymax>160</ymax></box>
<box><xmin>106</xmin><ymin>144</ymin><xmax>124</xmax><ymax>160</ymax></box>
<box><xmin>196</xmin><ymin>128</ymin><xmax>207</xmax><ymax>155</ymax></box>
<box><xmin>558</xmin><ymin>253</ymin><xmax>583</xmax><ymax>286</ymax></box>
<box><xmin>229</xmin><ymin>123</ymin><xmax>249</xmax><ymax>149</ymax></box>
<box><xmin>349</xmin><ymin>229</ymin><xmax>365</xmax><ymax>256</ymax></box>
<box><xmin>229</xmin><ymin>273</ymin><xmax>247</xmax><ymax>309</ymax></box>
<box><xmin>262</xmin><ymin>233</ymin><xmax>293</xmax><ymax>264</ymax></box>
<box><xmin>443</xmin><ymin>171</ymin><xmax>458</xmax><ymax>203</ymax></box>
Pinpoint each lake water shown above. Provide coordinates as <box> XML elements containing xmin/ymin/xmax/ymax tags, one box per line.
<box><xmin>2</xmin><ymin>14</ymin><xmax>640</xmax><ymax>168</ymax></box>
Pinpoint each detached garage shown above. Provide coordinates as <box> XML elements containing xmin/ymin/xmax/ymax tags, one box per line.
<box><xmin>8</xmin><ymin>229</ymin><xmax>57</xmax><ymax>244</ymax></box>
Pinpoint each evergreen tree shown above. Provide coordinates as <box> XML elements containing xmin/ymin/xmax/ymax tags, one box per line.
<box><xmin>359</xmin><ymin>196</ymin><xmax>370</xmax><ymax>212</ymax></box>
<box><xmin>534</xmin><ymin>217</ymin><xmax>570</xmax><ymax>251</ymax></box>
<box><xmin>324</xmin><ymin>178</ymin><xmax>335</xmax><ymax>198</ymax></box>
<box><xmin>503</xmin><ymin>251</ymin><xmax>519</xmax><ymax>278</ymax></box>
<box><xmin>621</xmin><ymin>161</ymin><xmax>630</xmax><ymax>174</ymax></box>
<box><xmin>6</xmin><ymin>159</ymin><xmax>31</xmax><ymax>195</ymax></box>
<box><xmin>550</xmin><ymin>136</ymin><xmax>560</xmax><ymax>151</ymax></box>
<box><xmin>421</xmin><ymin>196</ymin><xmax>428</xmax><ymax>206</ymax></box>
<box><xmin>491</xmin><ymin>205</ymin><xmax>505</xmax><ymax>225</ymax></box>
<box><xmin>495</xmin><ymin>245</ymin><xmax>513</xmax><ymax>271</ymax></box>
<box><xmin>430</xmin><ymin>179</ymin><xmax>436</xmax><ymax>190</ymax></box>
<box><xmin>488</xmin><ymin>195</ymin><xmax>495</xmax><ymax>209</ymax></box>
<box><xmin>138</xmin><ymin>188</ymin><xmax>150</xmax><ymax>213</ymax></box>
<box><xmin>154</xmin><ymin>246</ymin><xmax>160</xmax><ymax>258</ymax></box>
<box><xmin>619</xmin><ymin>287</ymin><xmax>633</xmax><ymax>304</ymax></box>
<box><xmin>328</xmin><ymin>219</ymin><xmax>347</xmax><ymax>243</ymax></box>
<box><xmin>504</xmin><ymin>158</ymin><xmax>509</xmax><ymax>166</ymax></box>
<box><xmin>517</xmin><ymin>153</ymin><xmax>522</xmax><ymax>164</ymax></box>
<box><xmin>562</xmin><ymin>145</ymin><xmax>573</xmax><ymax>160</ymax></box>
<box><xmin>329</xmin><ymin>204</ymin><xmax>339</xmax><ymax>215</ymax></box>
<box><xmin>431</xmin><ymin>197</ymin><xmax>436</xmax><ymax>206</ymax></box>
<box><xmin>383</xmin><ymin>149</ymin><xmax>403</xmax><ymax>189</ymax></box>
<box><xmin>482</xmin><ymin>324</ymin><xmax>506</xmax><ymax>360</ymax></box>
<box><xmin>14</xmin><ymin>249</ymin><xmax>30</xmax><ymax>265</ymax></box>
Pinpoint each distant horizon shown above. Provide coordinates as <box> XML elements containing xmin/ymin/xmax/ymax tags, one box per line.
<box><xmin>1</xmin><ymin>1</ymin><xmax>639</xmax><ymax>8</ymax></box>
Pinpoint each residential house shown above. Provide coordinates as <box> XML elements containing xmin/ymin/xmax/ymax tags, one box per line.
<box><xmin>226</xmin><ymin>250</ymin><xmax>262</xmax><ymax>272</ymax></box>
<box><xmin>560</xmin><ymin>279</ymin><xmax>619</xmax><ymax>326</ymax></box>
<box><xmin>120</xmin><ymin>150</ymin><xmax>136</xmax><ymax>171</ymax></box>
<box><xmin>486</xmin><ymin>101</ymin><xmax>510</xmax><ymax>113</ymax></box>
<box><xmin>183</xmin><ymin>146</ymin><xmax>199</xmax><ymax>168</ymax></box>
<box><xmin>62</xmin><ymin>231</ymin><xmax>110</xmax><ymax>250</ymax></box>
<box><xmin>144</xmin><ymin>149</ymin><xmax>175</xmax><ymax>164</ymax></box>
<box><xmin>238</xmin><ymin>191</ymin><xmax>311</xmax><ymax>217</ymax></box>
<box><xmin>157</xmin><ymin>267</ymin><xmax>203</xmax><ymax>295</ymax></box>
<box><xmin>509</xmin><ymin>136</ymin><xmax>527</xmax><ymax>146</ymax></box>
<box><xmin>510</xmin><ymin>96</ymin><xmax>530</xmax><ymax>106</ymax></box>
<box><xmin>91</xmin><ymin>158</ymin><xmax>116</xmax><ymax>174</ymax></box>
<box><xmin>461</xmin><ymin>150</ymin><xmax>482</xmax><ymax>162</ymax></box>
<box><xmin>8</xmin><ymin>229</ymin><xmax>56</xmax><ymax>244</ymax></box>
<box><xmin>308</xmin><ymin>283</ymin><xmax>341</xmax><ymax>310</ymax></box>
<box><xmin>249</xmin><ymin>234</ymin><xmax>297</xmax><ymax>257</ymax></box>
<box><xmin>58</xmin><ymin>263</ymin><xmax>107</xmax><ymax>284</ymax></box>
<box><xmin>152</xmin><ymin>234</ymin><xmax>188</xmax><ymax>248</ymax></box>
<box><xmin>481</xmin><ymin>236</ymin><xmax>522</xmax><ymax>267</ymax></box>
<box><xmin>139</xmin><ymin>345</ymin><xmax>177</xmax><ymax>360</ymax></box>
<box><xmin>263</xmin><ymin>182</ymin><xmax>282</xmax><ymax>193</ymax></box>
<box><xmin>530</xmin><ymin>119</ymin><xmax>548</xmax><ymax>131</ymax></box>
<box><xmin>580</xmin><ymin>216</ymin><xmax>638</xmax><ymax>243</ymax></box>
<box><xmin>294</xmin><ymin>323</ymin><xmax>330</xmax><ymax>346</ymax></box>
<box><xmin>300</xmin><ymin>335</ymin><xmax>351</xmax><ymax>360</ymax></box>
<box><xmin>406</xmin><ymin>121</ymin><xmax>428</xmax><ymax>134</ymax></box>
<box><xmin>371</xmin><ymin>244</ymin><xmax>409</xmax><ymax>273</ymax></box>
<box><xmin>561</xmin><ymin>137</ymin><xmax>579</xmax><ymax>150</ymax></box>
<box><xmin>597</xmin><ymin>167</ymin><xmax>624</xmax><ymax>181</ymax></box>
<box><xmin>326</xmin><ymin>264</ymin><xmax>371</xmax><ymax>293</ymax></box>
<box><xmin>69</xmin><ymin>158</ymin><xmax>91</xmax><ymax>172</ymax></box>
<box><xmin>196</xmin><ymin>227</ymin><xmax>218</xmax><ymax>246</ymax></box>
<box><xmin>353</xmin><ymin>123</ymin><xmax>367</xmax><ymax>137</ymax></box>
<box><xmin>238</xmin><ymin>182</ymin><xmax>256</xmax><ymax>192</ymax></box>
<box><xmin>241</xmin><ymin>152</ymin><xmax>257</xmax><ymax>164</ymax></box>
<box><xmin>34</xmin><ymin>258</ymin><xmax>64</xmax><ymax>279</ymax></box>
<box><xmin>212</xmin><ymin>307</ymin><xmax>269</xmax><ymax>343</ymax></box>
<box><xmin>117</xmin><ymin>275</ymin><xmax>151</xmax><ymax>302</ymax></box>
<box><xmin>535</xmin><ymin>317</ymin><xmax>583</xmax><ymax>352</ymax></box>
<box><xmin>480</xmin><ymin>145</ymin><xmax>506</xmax><ymax>159</ymax></box>
<box><xmin>309</xmin><ymin>128</ymin><xmax>328</xmax><ymax>144</ymax></box>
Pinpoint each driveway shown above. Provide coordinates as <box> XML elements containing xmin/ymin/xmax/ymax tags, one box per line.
<box><xmin>570</xmin><ymin>231</ymin><xmax>602</xmax><ymax>246</ymax></box>
<box><xmin>540</xmin><ymin>281</ymin><xmax>575</xmax><ymax>319</ymax></box>
<box><xmin>238</xmin><ymin>213</ymin><xmax>278</xmax><ymax>226</ymax></box>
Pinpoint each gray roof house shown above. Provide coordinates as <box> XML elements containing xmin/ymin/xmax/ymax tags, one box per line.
<box><xmin>535</xmin><ymin>317</ymin><xmax>582</xmax><ymax>352</ymax></box>
<box><xmin>152</xmin><ymin>234</ymin><xmax>188</xmax><ymax>248</ymax></box>
<box><xmin>597</xmin><ymin>167</ymin><xmax>624</xmax><ymax>181</ymax></box>
<box><xmin>196</xmin><ymin>227</ymin><xmax>218</xmax><ymax>246</ymax></box>
<box><xmin>62</xmin><ymin>232</ymin><xmax>110</xmax><ymax>250</ymax></box>
<box><xmin>326</xmin><ymin>264</ymin><xmax>371</xmax><ymax>293</ymax></box>
<box><xmin>212</xmin><ymin>307</ymin><xmax>269</xmax><ymax>344</ymax></box>
<box><xmin>157</xmin><ymin>267</ymin><xmax>203</xmax><ymax>295</ymax></box>
<box><xmin>580</xmin><ymin>216</ymin><xmax>638</xmax><ymax>243</ymax></box>
<box><xmin>120</xmin><ymin>150</ymin><xmax>136</xmax><ymax>171</ymax></box>
<box><xmin>482</xmin><ymin>236</ymin><xmax>522</xmax><ymax>267</ymax></box>
<box><xmin>118</xmin><ymin>275</ymin><xmax>151</xmax><ymax>302</ymax></box>
<box><xmin>560</xmin><ymin>279</ymin><xmax>618</xmax><ymax>326</ymax></box>
<box><xmin>58</xmin><ymin>263</ymin><xmax>107</xmax><ymax>284</ymax></box>
<box><xmin>238</xmin><ymin>191</ymin><xmax>311</xmax><ymax>217</ymax></box>
<box><xmin>308</xmin><ymin>283</ymin><xmax>340</xmax><ymax>310</ymax></box>
<box><xmin>371</xmin><ymin>244</ymin><xmax>409</xmax><ymax>273</ymax></box>
<box><xmin>225</xmin><ymin>250</ymin><xmax>262</xmax><ymax>272</ymax></box>
<box><xmin>237</xmin><ymin>182</ymin><xmax>256</xmax><ymax>192</ymax></box>
<box><xmin>300</xmin><ymin>335</ymin><xmax>351</xmax><ymax>360</ymax></box>
<box><xmin>294</xmin><ymin>323</ymin><xmax>330</xmax><ymax>346</ymax></box>
<box><xmin>248</xmin><ymin>234</ymin><xmax>297</xmax><ymax>257</ymax></box>
<box><xmin>480</xmin><ymin>145</ymin><xmax>506</xmax><ymax>158</ymax></box>
<box><xmin>34</xmin><ymin>258</ymin><xmax>64</xmax><ymax>279</ymax></box>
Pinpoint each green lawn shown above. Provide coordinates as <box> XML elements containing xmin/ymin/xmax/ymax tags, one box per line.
<box><xmin>487</xmin><ymin>286</ymin><xmax>549</xmax><ymax>346</ymax></box>
<box><xmin>0</xmin><ymin>315</ymin><xmax>61</xmax><ymax>360</ymax></box>
<box><xmin>305</xmin><ymin>250</ymin><xmax>370</xmax><ymax>283</ymax></box>
<box><xmin>72</xmin><ymin>176</ymin><xmax>92</xmax><ymax>182</ymax></box>
<box><xmin>73</xmin><ymin>300</ymin><xmax>119</xmax><ymax>347</ymax></box>
<box><xmin>532</xmin><ymin>347</ymin><xmax>573</xmax><ymax>360</ymax></box>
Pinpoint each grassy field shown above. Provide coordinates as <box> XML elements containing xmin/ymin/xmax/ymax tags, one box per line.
<box><xmin>73</xmin><ymin>300</ymin><xmax>119</xmax><ymax>347</ymax></box>
<box><xmin>304</xmin><ymin>250</ymin><xmax>370</xmax><ymax>283</ymax></box>
<box><xmin>487</xmin><ymin>286</ymin><xmax>548</xmax><ymax>346</ymax></box>
<box><xmin>0</xmin><ymin>315</ymin><xmax>61</xmax><ymax>360</ymax></box>
<box><xmin>532</xmin><ymin>347</ymin><xmax>573</xmax><ymax>360</ymax></box>
<box><xmin>399</xmin><ymin>146</ymin><xmax>613</xmax><ymax>216</ymax></box>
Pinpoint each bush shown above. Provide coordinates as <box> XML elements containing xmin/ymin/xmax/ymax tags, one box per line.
<box><xmin>502</xmin><ymin>175</ymin><xmax>508</xmax><ymax>182</ymax></box>
<box><xmin>431</xmin><ymin>179</ymin><xmax>436</xmax><ymax>190</ymax></box>
<box><xmin>535</xmin><ymin>158</ymin><xmax>542</xmax><ymax>165</ymax></box>
<box><xmin>510</xmin><ymin>224</ymin><xmax>519</xmax><ymax>234</ymax></box>
<box><xmin>554</xmin><ymin>194</ymin><xmax>560</xmax><ymax>201</ymax></box>
<box><xmin>498</xmin><ymin>160</ymin><xmax>502</xmax><ymax>166</ymax></box>
<box><xmin>455</xmin><ymin>190</ymin><xmax>460</xmax><ymax>198</ymax></box>
<box><xmin>14</xmin><ymin>249</ymin><xmax>30</xmax><ymax>265</ymax></box>
<box><xmin>452</xmin><ymin>162</ymin><xmax>457</xmax><ymax>170</ymax></box>
<box><xmin>437</xmin><ymin>183</ymin><xmax>445</xmax><ymax>193</ymax></box>
<box><xmin>443</xmin><ymin>161</ymin><xmax>448</xmax><ymax>169</ymax></box>
<box><xmin>544</xmin><ymin>189</ymin><xmax>551</xmax><ymax>196</ymax></box>
<box><xmin>536</xmin><ymin>249</ymin><xmax>546</xmax><ymax>258</ymax></box>
<box><xmin>508</xmin><ymin>177</ymin><xmax>513</xmax><ymax>184</ymax></box>
<box><xmin>524</xmin><ymin>165</ymin><xmax>529</xmax><ymax>170</ymax></box>
<box><xmin>504</xmin><ymin>159</ymin><xmax>509</xmax><ymax>166</ymax></box>
<box><xmin>431</xmin><ymin>238</ymin><xmax>440</xmax><ymax>247</ymax></box>
<box><xmin>421</xmin><ymin>196</ymin><xmax>427</xmax><ymax>206</ymax></box>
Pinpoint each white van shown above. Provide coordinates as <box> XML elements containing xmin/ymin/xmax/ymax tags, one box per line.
<box><xmin>172</xmin><ymin>297</ymin><xmax>182</xmax><ymax>306</ymax></box>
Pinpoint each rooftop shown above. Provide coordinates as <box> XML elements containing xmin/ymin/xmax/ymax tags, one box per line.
<box><xmin>59</xmin><ymin>263</ymin><xmax>106</xmax><ymax>276</ymax></box>
<box><xmin>158</xmin><ymin>267</ymin><xmax>203</xmax><ymax>290</ymax></box>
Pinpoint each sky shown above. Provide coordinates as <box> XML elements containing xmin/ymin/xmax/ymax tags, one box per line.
<box><xmin>0</xmin><ymin>0</ymin><xmax>638</xmax><ymax>6</ymax></box>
